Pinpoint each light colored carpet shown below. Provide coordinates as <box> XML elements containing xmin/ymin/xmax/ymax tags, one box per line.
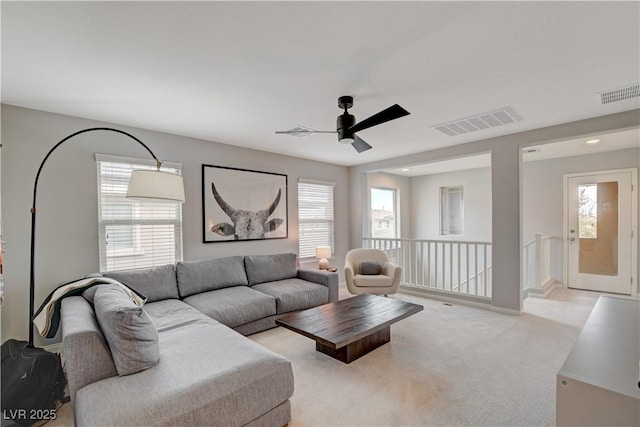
<box><xmin>48</xmin><ymin>287</ymin><xmax>598</xmax><ymax>426</ymax></box>
<box><xmin>251</xmin><ymin>287</ymin><xmax>598</xmax><ymax>427</ymax></box>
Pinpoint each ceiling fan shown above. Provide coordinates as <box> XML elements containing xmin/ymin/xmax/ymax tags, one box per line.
<box><xmin>275</xmin><ymin>96</ymin><xmax>410</xmax><ymax>153</ymax></box>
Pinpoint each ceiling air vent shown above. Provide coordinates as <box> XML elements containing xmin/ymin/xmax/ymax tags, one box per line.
<box><xmin>598</xmin><ymin>83</ymin><xmax>640</xmax><ymax>104</ymax></box>
<box><xmin>433</xmin><ymin>107</ymin><xmax>520</xmax><ymax>137</ymax></box>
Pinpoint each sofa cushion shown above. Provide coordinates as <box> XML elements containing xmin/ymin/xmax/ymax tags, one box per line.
<box><xmin>245</xmin><ymin>253</ymin><xmax>298</xmax><ymax>286</ymax></box>
<box><xmin>176</xmin><ymin>256</ymin><xmax>248</xmax><ymax>298</ymax></box>
<box><xmin>75</xmin><ymin>317</ymin><xmax>294</xmax><ymax>427</ymax></box>
<box><xmin>93</xmin><ymin>286</ymin><xmax>160</xmax><ymax>376</ymax></box>
<box><xmin>183</xmin><ymin>287</ymin><xmax>276</xmax><ymax>328</ymax></box>
<box><xmin>103</xmin><ymin>264</ymin><xmax>179</xmax><ymax>303</ymax></box>
<box><xmin>360</xmin><ymin>261</ymin><xmax>382</xmax><ymax>275</ymax></box>
<box><xmin>143</xmin><ymin>299</ymin><xmax>214</xmax><ymax>333</ymax></box>
<box><xmin>353</xmin><ymin>274</ymin><xmax>393</xmax><ymax>288</ymax></box>
<box><xmin>252</xmin><ymin>279</ymin><xmax>329</xmax><ymax>314</ymax></box>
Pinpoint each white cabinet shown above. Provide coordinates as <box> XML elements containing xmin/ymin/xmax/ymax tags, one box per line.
<box><xmin>556</xmin><ymin>296</ymin><xmax>640</xmax><ymax>426</ymax></box>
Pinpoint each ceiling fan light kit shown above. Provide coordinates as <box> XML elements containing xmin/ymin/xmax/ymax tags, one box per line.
<box><xmin>276</xmin><ymin>95</ymin><xmax>410</xmax><ymax>153</ymax></box>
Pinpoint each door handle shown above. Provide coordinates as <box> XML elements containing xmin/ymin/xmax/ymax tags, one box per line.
<box><xmin>569</xmin><ymin>237</ymin><xmax>576</xmax><ymax>242</ymax></box>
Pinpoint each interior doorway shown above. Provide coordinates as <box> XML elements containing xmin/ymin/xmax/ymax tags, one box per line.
<box><xmin>564</xmin><ymin>169</ymin><xmax>637</xmax><ymax>295</ymax></box>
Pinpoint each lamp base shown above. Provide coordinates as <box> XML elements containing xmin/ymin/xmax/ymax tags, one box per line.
<box><xmin>318</xmin><ymin>258</ymin><xmax>329</xmax><ymax>270</ymax></box>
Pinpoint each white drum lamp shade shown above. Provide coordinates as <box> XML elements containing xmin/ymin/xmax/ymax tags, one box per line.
<box><xmin>316</xmin><ymin>246</ymin><xmax>332</xmax><ymax>270</ymax></box>
<box><xmin>127</xmin><ymin>169</ymin><xmax>185</xmax><ymax>203</ymax></box>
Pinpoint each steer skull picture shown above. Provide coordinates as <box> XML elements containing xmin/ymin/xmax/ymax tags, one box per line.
<box><xmin>203</xmin><ymin>165</ymin><xmax>288</xmax><ymax>243</ymax></box>
<box><xmin>210</xmin><ymin>182</ymin><xmax>284</xmax><ymax>240</ymax></box>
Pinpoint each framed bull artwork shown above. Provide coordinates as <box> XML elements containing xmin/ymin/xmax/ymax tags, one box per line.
<box><xmin>202</xmin><ymin>165</ymin><xmax>288</xmax><ymax>243</ymax></box>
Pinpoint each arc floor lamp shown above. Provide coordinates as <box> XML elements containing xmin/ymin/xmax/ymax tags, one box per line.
<box><xmin>28</xmin><ymin>127</ymin><xmax>185</xmax><ymax>346</ymax></box>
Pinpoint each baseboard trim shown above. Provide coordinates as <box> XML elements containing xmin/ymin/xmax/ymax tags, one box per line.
<box><xmin>399</xmin><ymin>286</ymin><xmax>492</xmax><ymax>311</ymax></box>
<box><xmin>490</xmin><ymin>305</ymin><xmax>524</xmax><ymax>316</ymax></box>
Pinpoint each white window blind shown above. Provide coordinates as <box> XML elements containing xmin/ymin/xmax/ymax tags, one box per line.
<box><xmin>96</xmin><ymin>154</ymin><xmax>183</xmax><ymax>272</ymax></box>
<box><xmin>441</xmin><ymin>186</ymin><xmax>464</xmax><ymax>235</ymax></box>
<box><xmin>298</xmin><ymin>180</ymin><xmax>335</xmax><ymax>259</ymax></box>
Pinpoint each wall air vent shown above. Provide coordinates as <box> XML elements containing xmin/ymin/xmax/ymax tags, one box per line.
<box><xmin>432</xmin><ymin>107</ymin><xmax>520</xmax><ymax>137</ymax></box>
<box><xmin>598</xmin><ymin>83</ymin><xmax>640</xmax><ymax>104</ymax></box>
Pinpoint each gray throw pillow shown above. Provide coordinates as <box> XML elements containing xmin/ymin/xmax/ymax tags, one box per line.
<box><xmin>94</xmin><ymin>285</ymin><xmax>160</xmax><ymax>376</ymax></box>
<box><xmin>360</xmin><ymin>261</ymin><xmax>382</xmax><ymax>275</ymax></box>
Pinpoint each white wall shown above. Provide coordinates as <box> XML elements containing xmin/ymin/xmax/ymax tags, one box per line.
<box><xmin>411</xmin><ymin>167</ymin><xmax>492</xmax><ymax>242</ymax></box>
<box><xmin>523</xmin><ymin>147</ymin><xmax>640</xmax><ymax>283</ymax></box>
<box><xmin>0</xmin><ymin>105</ymin><xmax>350</xmax><ymax>344</ymax></box>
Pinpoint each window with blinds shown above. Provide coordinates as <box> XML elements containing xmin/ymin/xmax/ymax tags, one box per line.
<box><xmin>96</xmin><ymin>154</ymin><xmax>183</xmax><ymax>272</ymax></box>
<box><xmin>298</xmin><ymin>180</ymin><xmax>335</xmax><ymax>259</ymax></box>
<box><xmin>441</xmin><ymin>186</ymin><xmax>464</xmax><ymax>235</ymax></box>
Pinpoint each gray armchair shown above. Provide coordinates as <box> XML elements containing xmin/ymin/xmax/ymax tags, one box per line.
<box><xmin>344</xmin><ymin>248</ymin><xmax>401</xmax><ymax>296</ymax></box>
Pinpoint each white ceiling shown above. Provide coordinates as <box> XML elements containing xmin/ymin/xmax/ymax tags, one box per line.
<box><xmin>2</xmin><ymin>1</ymin><xmax>639</xmax><ymax>166</ymax></box>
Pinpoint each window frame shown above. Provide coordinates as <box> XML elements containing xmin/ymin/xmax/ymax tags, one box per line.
<box><xmin>370</xmin><ymin>186</ymin><xmax>399</xmax><ymax>240</ymax></box>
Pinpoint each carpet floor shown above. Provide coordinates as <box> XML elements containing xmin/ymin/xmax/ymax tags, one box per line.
<box><xmin>49</xmin><ymin>286</ymin><xmax>599</xmax><ymax>426</ymax></box>
<box><xmin>250</xmin><ymin>287</ymin><xmax>598</xmax><ymax>426</ymax></box>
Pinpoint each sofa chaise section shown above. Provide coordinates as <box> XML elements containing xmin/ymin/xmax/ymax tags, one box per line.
<box><xmin>67</xmin><ymin>296</ymin><xmax>293</xmax><ymax>427</ymax></box>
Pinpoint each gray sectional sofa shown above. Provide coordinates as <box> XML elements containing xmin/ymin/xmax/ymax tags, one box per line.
<box><xmin>60</xmin><ymin>253</ymin><xmax>339</xmax><ymax>427</ymax></box>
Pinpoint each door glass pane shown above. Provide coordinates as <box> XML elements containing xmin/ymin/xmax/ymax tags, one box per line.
<box><xmin>578</xmin><ymin>182</ymin><xmax>618</xmax><ymax>276</ymax></box>
<box><xmin>578</xmin><ymin>184</ymin><xmax>597</xmax><ymax>238</ymax></box>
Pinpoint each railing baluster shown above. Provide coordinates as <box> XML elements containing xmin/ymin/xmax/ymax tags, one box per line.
<box><xmin>483</xmin><ymin>244</ymin><xmax>488</xmax><ymax>297</ymax></box>
<box><xmin>403</xmin><ymin>240</ymin><xmax>408</xmax><ymax>285</ymax></box>
<box><xmin>427</xmin><ymin>241</ymin><xmax>431</xmax><ymax>288</ymax></box>
<box><xmin>449</xmin><ymin>242</ymin><xmax>453</xmax><ymax>292</ymax></box>
<box><xmin>440</xmin><ymin>242</ymin><xmax>446</xmax><ymax>290</ymax></box>
<box><xmin>406</xmin><ymin>240</ymin><xmax>410</xmax><ymax>285</ymax></box>
<box><xmin>420</xmin><ymin>241</ymin><xmax>424</xmax><ymax>287</ymax></box>
<box><xmin>409</xmin><ymin>240</ymin><xmax>413</xmax><ymax>286</ymax></box>
<box><xmin>523</xmin><ymin>243</ymin><xmax>528</xmax><ymax>291</ymax></box>
<box><xmin>457</xmin><ymin>243</ymin><xmax>461</xmax><ymax>293</ymax></box>
<box><xmin>466</xmin><ymin>244</ymin><xmax>470</xmax><ymax>294</ymax></box>
<box><xmin>434</xmin><ymin>242</ymin><xmax>439</xmax><ymax>289</ymax></box>
<box><xmin>474</xmin><ymin>244</ymin><xmax>479</xmax><ymax>296</ymax></box>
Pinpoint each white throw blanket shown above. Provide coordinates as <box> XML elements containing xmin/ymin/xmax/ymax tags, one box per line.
<box><xmin>33</xmin><ymin>276</ymin><xmax>146</xmax><ymax>338</ymax></box>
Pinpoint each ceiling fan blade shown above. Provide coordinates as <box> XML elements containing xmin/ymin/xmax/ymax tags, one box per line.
<box><xmin>348</xmin><ymin>104</ymin><xmax>410</xmax><ymax>134</ymax></box>
<box><xmin>351</xmin><ymin>135</ymin><xmax>373</xmax><ymax>153</ymax></box>
<box><xmin>275</xmin><ymin>129</ymin><xmax>337</xmax><ymax>136</ymax></box>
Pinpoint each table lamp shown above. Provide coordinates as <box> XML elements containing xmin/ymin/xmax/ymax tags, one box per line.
<box><xmin>316</xmin><ymin>246</ymin><xmax>332</xmax><ymax>270</ymax></box>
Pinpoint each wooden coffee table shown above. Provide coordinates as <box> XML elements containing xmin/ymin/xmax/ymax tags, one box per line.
<box><xmin>276</xmin><ymin>294</ymin><xmax>423</xmax><ymax>363</ymax></box>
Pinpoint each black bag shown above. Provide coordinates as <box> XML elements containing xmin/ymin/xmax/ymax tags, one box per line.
<box><xmin>1</xmin><ymin>339</ymin><xmax>66</xmax><ymax>427</ymax></box>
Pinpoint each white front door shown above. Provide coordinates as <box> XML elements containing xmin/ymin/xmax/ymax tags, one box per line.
<box><xmin>566</xmin><ymin>170</ymin><xmax>635</xmax><ymax>295</ymax></box>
